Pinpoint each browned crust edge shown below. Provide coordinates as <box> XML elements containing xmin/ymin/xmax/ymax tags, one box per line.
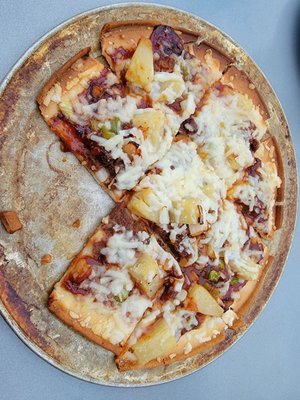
<box><xmin>48</xmin><ymin>292</ymin><xmax>121</xmax><ymax>355</ymax></box>
<box><xmin>100</xmin><ymin>20</ymin><xmax>205</xmax><ymax>40</ymax></box>
<box><xmin>259</xmin><ymin>137</ymin><xmax>283</xmax><ymax>237</ymax></box>
<box><xmin>100</xmin><ymin>20</ymin><xmax>232</xmax><ymax>71</ymax></box>
<box><xmin>36</xmin><ymin>47</ymin><xmax>125</xmax><ymax>203</ymax></box>
<box><xmin>236</xmin><ymin>255</ymin><xmax>274</xmax><ymax>322</ymax></box>
<box><xmin>270</xmin><ymin>136</ymin><xmax>285</xmax><ymax>229</ymax></box>
<box><xmin>37</xmin><ymin>47</ymin><xmax>91</xmax><ymax>106</ymax></box>
<box><xmin>116</xmin><ymin>331</ymin><xmax>226</xmax><ymax>371</ymax></box>
<box><xmin>221</xmin><ymin>65</ymin><xmax>269</xmax><ymax>120</ymax></box>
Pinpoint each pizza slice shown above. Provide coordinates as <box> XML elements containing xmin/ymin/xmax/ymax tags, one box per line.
<box><xmin>48</xmin><ymin>204</ymin><xmax>183</xmax><ymax>354</ymax></box>
<box><xmin>179</xmin><ymin>81</ymin><xmax>268</xmax><ymax>188</ymax></box>
<box><xmin>174</xmin><ymin>69</ymin><xmax>282</xmax><ymax>238</ymax></box>
<box><xmin>116</xmin><ymin>199</ymin><xmax>268</xmax><ymax>370</ymax></box>
<box><xmin>37</xmin><ymin>48</ymin><xmax>181</xmax><ymax>200</ymax></box>
<box><xmin>127</xmin><ymin>139</ymin><xmax>226</xmax><ymax>266</ymax></box>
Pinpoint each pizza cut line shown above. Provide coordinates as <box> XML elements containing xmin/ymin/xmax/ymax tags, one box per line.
<box><xmin>37</xmin><ymin>22</ymin><xmax>283</xmax><ymax>371</ymax></box>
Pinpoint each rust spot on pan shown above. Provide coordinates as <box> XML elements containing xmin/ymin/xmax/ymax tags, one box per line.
<box><xmin>0</xmin><ymin>268</ymin><xmax>49</xmax><ymax>351</ymax></box>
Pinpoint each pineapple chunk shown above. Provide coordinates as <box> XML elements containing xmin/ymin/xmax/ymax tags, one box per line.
<box><xmin>154</xmin><ymin>72</ymin><xmax>185</xmax><ymax>104</ymax></box>
<box><xmin>125</xmin><ymin>38</ymin><xmax>154</xmax><ymax>88</ymax></box>
<box><xmin>188</xmin><ymin>284</ymin><xmax>224</xmax><ymax>317</ymax></box>
<box><xmin>129</xmin><ymin>253</ymin><xmax>163</xmax><ymax>298</ymax></box>
<box><xmin>227</xmin><ymin>153</ymin><xmax>240</xmax><ymax>171</ymax></box>
<box><xmin>132</xmin><ymin>109</ymin><xmax>164</xmax><ymax>146</ymax></box>
<box><xmin>132</xmin><ymin>319</ymin><xmax>176</xmax><ymax>365</ymax></box>
<box><xmin>128</xmin><ymin>189</ymin><xmax>159</xmax><ymax>223</ymax></box>
<box><xmin>229</xmin><ymin>254</ymin><xmax>261</xmax><ymax>280</ymax></box>
<box><xmin>170</xmin><ymin>198</ymin><xmax>200</xmax><ymax>224</ymax></box>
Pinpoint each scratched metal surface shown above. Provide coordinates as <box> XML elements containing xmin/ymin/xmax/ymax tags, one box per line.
<box><xmin>0</xmin><ymin>3</ymin><xmax>297</xmax><ymax>386</ymax></box>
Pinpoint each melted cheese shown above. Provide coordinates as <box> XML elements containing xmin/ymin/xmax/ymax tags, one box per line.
<box><xmin>54</xmin><ymin>285</ymin><xmax>148</xmax><ymax>345</ymax></box>
<box><xmin>193</xmin><ymin>89</ymin><xmax>267</xmax><ymax>187</ymax></box>
<box><xmin>100</xmin><ymin>226</ymin><xmax>149</xmax><ymax>266</ymax></box>
<box><xmin>163</xmin><ymin>308</ymin><xmax>198</xmax><ymax>341</ymax></box>
<box><xmin>203</xmin><ymin>200</ymin><xmax>262</xmax><ymax>280</ymax></box>
<box><xmin>135</xmin><ymin>141</ymin><xmax>226</xmax><ymax>226</ymax></box>
<box><xmin>230</xmin><ymin>161</ymin><xmax>281</xmax><ymax>235</ymax></box>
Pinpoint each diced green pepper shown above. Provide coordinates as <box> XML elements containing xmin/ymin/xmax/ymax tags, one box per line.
<box><xmin>100</xmin><ymin>125</ymin><xmax>115</xmax><ymax>139</ymax></box>
<box><xmin>230</xmin><ymin>277</ymin><xmax>239</xmax><ymax>286</ymax></box>
<box><xmin>114</xmin><ymin>289</ymin><xmax>129</xmax><ymax>303</ymax></box>
<box><xmin>208</xmin><ymin>270</ymin><xmax>220</xmax><ymax>282</ymax></box>
<box><xmin>219</xmin><ymin>259</ymin><xmax>225</xmax><ymax>270</ymax></box>
<box><xmin>182</xmin><ymin>65</ymin><xmax>189</xmax><ymax>80</ymax></box>
<box><xmin>110</xmin><ymin>117</ymin><xmax>120</xmax><ymax>134</ymax></box>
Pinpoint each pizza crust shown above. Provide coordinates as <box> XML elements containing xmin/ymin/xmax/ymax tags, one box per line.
<box><xmin>221</xmin><ymin>65</ymin><xmax>269</xmax><ymax>120</ymax></box>
<box><xmin>48</xmin><ymin>290</ymin><xmax>122</xmax><ymax>355</ymax></box>
<box><xmin>37</xmin><ymin>47</ymin><xmax>91</xmax><ymax>107</ymax></box>
<box><xmin>100</xmin><ymin>20</ymin><xmax>230</xmax><ymax>77</ymax></box>
<box><xmin>37</xmin><ymin>49</ymin><xmax>127</xmax><ymax>202</ymax></box>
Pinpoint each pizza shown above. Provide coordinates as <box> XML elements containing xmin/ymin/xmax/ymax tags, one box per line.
<box><xmin>37</xmin><ymin>22</ymin><xmax>282</xmax><ymax>371</ymax></box>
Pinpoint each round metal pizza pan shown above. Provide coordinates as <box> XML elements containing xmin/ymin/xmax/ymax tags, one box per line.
<box><xmin>0</xmin><ymin>3</ymin><xmax>297</xmax><ymax>387</ymax></box>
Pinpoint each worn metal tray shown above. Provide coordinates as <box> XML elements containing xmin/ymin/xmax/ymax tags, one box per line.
<box><xmin>0</xmin><ymin>3</ymin><xmax>297</xmax><ymax>386</ymax></box>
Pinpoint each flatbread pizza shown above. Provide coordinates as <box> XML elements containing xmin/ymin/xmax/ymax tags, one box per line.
<box><xmin>36</xmin><ymin>21</ymin><xmax>282</xmax><ymax>371</ymax></box>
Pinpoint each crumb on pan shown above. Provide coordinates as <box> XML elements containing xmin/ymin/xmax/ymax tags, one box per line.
<box><xmin>41</xmin><ymin>254</ymin><xmax>53</xmax><ymax>265</ymax></box>
<box><xmin>0</xmin><ymin>211</ymin><xmax>23</xmax><ymax>234</ymax></box>
<box><xmin>72</xmin><ymin>219</ymin><xmax>81</xmax><ymax>228</ymax></box>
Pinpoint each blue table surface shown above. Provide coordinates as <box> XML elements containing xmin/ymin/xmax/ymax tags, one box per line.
<box><xmin>1</xmin><ymin>1</ymin><xmax>299</xmax><ymax>399</ymax></box>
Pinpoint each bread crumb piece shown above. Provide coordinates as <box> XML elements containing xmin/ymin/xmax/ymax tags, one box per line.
<box><xmin>69</xmin><ymin>311</ymin><xmax>79</xmax><ymax>319</ymax></box>
<box><xmin>183</xmin><ymin>342</ymin><xmax>192</xmax><ymax>355</ymax></box>
<box><xmin>102</xmin><ymin>216</ymin><xmax>109</xmax><ymax>224</ymax></box>
<box><xmin>72</xmin><ymin>219</ymin><xmax>81</xmax><ymax>228</ymax></box>
<box><xmin>0</xmin><ymin>211</ymin><xmax>23</xmax><ymax>234</ymax></box>
<box><xmin>41</xmin><ymin>254</ymin><xmax>52</xmax><ymax>265</ymax></box>
<box><xmin>169</xmin><ymin>353</ymin><xmax>176</xmax><ymax>359</ymax></box>
<box><xmin>248</xmin><ymin>83</ymin><xmax>255</xmax><ymax>90</ymax></box>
